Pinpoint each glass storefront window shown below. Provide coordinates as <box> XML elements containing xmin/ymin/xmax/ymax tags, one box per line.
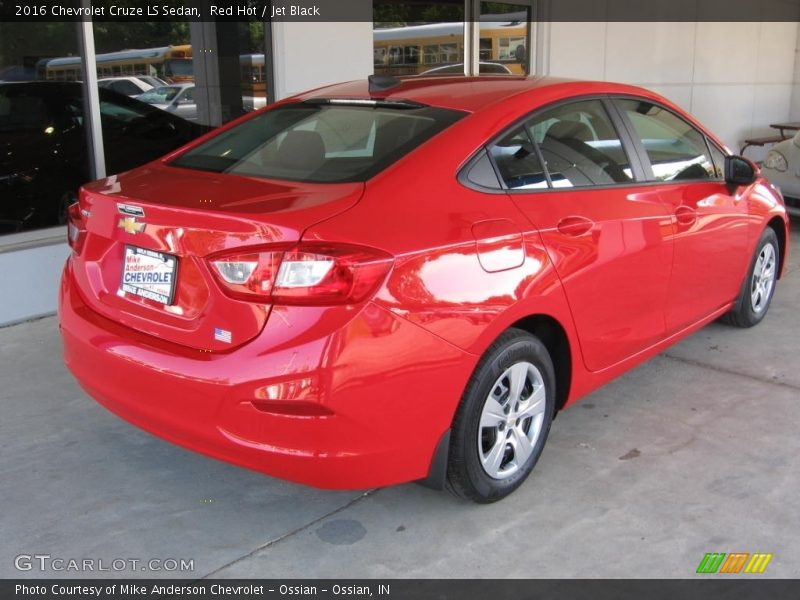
<box><xmin>480</xmin><ymin>2</ymin><xmax>530</xmax><ymax>75</ymax></box>
<box><xmin>0</xmin><ymin>18</ymin><xmax>271</xmax><ymax>237</ymax></box>
<box><xmin>0</xmin><ymin>22</ymin><xmax>82</xmax><ymax>234</ymax></box>
<box><xmin>373</xmin><ymin>1</ymin><xmax>465</xmax><ymax>76</ymax></box>
<box><xmin>373</xmin><ymin>1</ymin><xmax>531</xmax><ymax>78</ymax></box>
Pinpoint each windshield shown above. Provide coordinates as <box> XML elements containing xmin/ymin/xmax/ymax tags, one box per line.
<box><xmin>170</xmin><ymin>102</ymin><xmax>465</xmax><ymax>183</ymax></box>
<box><xmin>137</xmin><ymin>86</ymin><xmax>183</xmax><ymax>104</ymax></box>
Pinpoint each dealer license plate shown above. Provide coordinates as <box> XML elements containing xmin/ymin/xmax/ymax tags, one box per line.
<box><xmin>120</xmin><ymin>245</ymin><xmax>178</xmax><ymax>305</ymax></box>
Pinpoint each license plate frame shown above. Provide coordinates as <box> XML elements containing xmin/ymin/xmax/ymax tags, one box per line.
<box><xmin>120</xmin><ymin>245</ymin><xmax>179</xmax><ymax>306</ymax></box>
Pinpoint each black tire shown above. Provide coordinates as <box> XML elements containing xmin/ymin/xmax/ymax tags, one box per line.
<box><xmin>446</xmin><ymin>328</ymin><xmax>555</xmax><ymax>503</ymax></box>
<box><xmin>721</xmin><ymin>228</ymin><xmax>780</xmax><ymax>328</ymax></box>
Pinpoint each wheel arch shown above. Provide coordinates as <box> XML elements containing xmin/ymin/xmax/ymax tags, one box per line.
<box><xmin>509</xmin><ymin>314</ymin><xmax>572</xmax><ymax>414</ymax></box>
<box><xmin>766</xmin><ymin>216</ymin><xmax>788</xmax><ymax>279</ymax></box>
<box><xmin>420</xmin><ymin>312</ymin><xmax>574</xmax><ymax>490</ymax></box>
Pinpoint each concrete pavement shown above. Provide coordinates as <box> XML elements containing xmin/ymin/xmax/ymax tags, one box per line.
<box><xmin>1</xmin><ymin>223</ymin><xmax>798</xmax><ymax>579</ymax></box>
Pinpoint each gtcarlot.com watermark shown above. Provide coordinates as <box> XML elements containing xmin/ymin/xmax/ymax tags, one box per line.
<box><xmin>14</xmin><ymin>554</ymin><xmax>194</xmax><ymax>573</ymax></box>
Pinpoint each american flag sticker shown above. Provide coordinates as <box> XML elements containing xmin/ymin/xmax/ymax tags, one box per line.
<box><xmin>214</xmin><ymin>327</ymin><xmax>232</xmax><ymax>344</ymax></box>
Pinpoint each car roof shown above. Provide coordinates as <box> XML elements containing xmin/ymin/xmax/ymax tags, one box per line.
<box><xmin>99</xmin><ymin>76</ymin><xmax>143</xmax><ymax>82</ymax></box>
<box><xmin>293</xmin><ymin>76</ymin><xmax>660</xmax><ymax>113</ymax></box>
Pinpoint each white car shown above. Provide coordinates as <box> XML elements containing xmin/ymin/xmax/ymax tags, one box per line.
<box><xmin>137</xmin><ymin>84</ymin><xmax>266</xmax><ymax>122</ymax></box>
<box><xmin>762</xmin><ymin>132</ymin><xmax>800</xmax><ymax>217</ymax></box>
<box><xmin>421</xmin><ymin>62</ymin><xmax>513</xmax><ymax>75</ymax></box>
<box><xmin>136</xmin><ymin>83</ymin><xmax>197</xmax><ymax>121</ymax></box>
<box><xmin>97</xmin><ymin>76</ymin><xmax>154</xmax><ymax>97</ymax></box>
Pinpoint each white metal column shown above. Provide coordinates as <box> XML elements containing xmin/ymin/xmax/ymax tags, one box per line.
<box><xmin>465</xmin><ymin>0</ymin><xmax>480</xmax><ymax>76</ymax></box>
<box><xmin>77</xmin><ymin>1</ymin><xmax>105</xmax><ymax>180</ymax></box>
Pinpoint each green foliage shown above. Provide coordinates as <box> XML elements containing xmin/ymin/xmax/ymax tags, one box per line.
<box><xmin>92</xmin><ymin>23</ymin><xmax>191</xmax><ymax>53</ymax></box>
<box><xmin>373</xmin><ymin>1</ymin><xmax>527</xmax><ymax>29</ymax></box>
<box><xmin>0</xmin><ymin>22</ymin><xmax>79</xmax><ymax>68</ymax></box>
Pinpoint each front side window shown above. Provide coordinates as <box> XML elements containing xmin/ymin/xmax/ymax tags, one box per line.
<box><xmin>707</xmin><ymin>142</ymin><xmax>727</xmax><ymax>179</ymax></box>
<box><xmin>530</xmin><ymin>99</ymin><xmax>634</xmax><ymax>188</ymax></box>
<box><xmin>616</xmin><ymin>99</ymin><xmax>718</xmax><ymax>182</ymax></box>
<box><xmin>171</xmin><ymin>102</ymin><xmax>465</xmax><ymax>183</ymax></box>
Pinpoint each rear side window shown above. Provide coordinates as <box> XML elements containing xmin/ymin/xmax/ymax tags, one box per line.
<box><xmin>530</xmin><ymin>99</ymin><xmax>634</xmax><ymax>188</ymax></box>
<box><xmin>170</xmin><ymin>102</ymin><xmax>465</xmax><ymax>183</ymax></box>
<box><xmin>478</xmin><ymin>98</ymin><xmax>635</xmax><ymax>192</ymax></box>
<box><xmin>489</xmin><ymin>127</ymin><xmax>547</xmax><ymax>190</ymax></box>
<box><xmin>615</xmin><ymin>99</ymin><xmax>718</xmax><ymax>182</ymax></box>
<box><xmin>464</xmin><ymin>149</ymin><xmax>502</xmax><ymax>189</ymax></box>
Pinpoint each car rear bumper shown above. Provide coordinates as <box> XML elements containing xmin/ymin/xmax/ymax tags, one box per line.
<box><xmin>60</xmin><ymin>259</ymin><xmax>474</xmax><ymax>489</ymax></box>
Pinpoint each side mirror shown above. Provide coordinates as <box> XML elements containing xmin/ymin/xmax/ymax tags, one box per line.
<box><xmin>725</xmin><ymin>155</ymin><xmax>758</xmax><ymax>186</ymax></box>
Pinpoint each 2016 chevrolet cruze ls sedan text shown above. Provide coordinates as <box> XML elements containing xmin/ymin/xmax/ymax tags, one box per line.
<box><xmin>60</xmin><ymin>76</ymin><xmax>789</xmax><ymax>502</ymax></box>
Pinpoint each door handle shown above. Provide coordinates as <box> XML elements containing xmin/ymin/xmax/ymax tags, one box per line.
<box><xmin>557</xmin><ymin>216</ymin><xmax>594</xmax><ymax>237</ymax></box>
<box><xmin>675</xmin><ymin>205</ymin><xmax>697</xmax><ymax>225</ymax></box>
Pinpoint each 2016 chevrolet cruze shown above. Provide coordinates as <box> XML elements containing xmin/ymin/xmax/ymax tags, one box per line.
<box><xmin>60</xmin><ymin>76</ymin><xmax>789</xmax><ymax>503</ymax></box>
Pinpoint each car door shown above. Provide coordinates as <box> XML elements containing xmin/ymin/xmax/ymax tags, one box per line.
<box><xmin>491</xmin><ymin>98</ymin><xmax>674</xmax><ymax>372</ymax></box>
<box><xmin>612</xmin><ymin>98</ymin><xmax>750</xmax><ymax>333</ymax></box>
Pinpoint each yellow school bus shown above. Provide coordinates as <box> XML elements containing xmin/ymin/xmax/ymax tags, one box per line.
<box><xmin>42</xmin><ymin>45</ymin><xmax>193</xmax><ymax>83</ymax></box>
<box><xmin>373</xmin><ymin>20</ymin><xmax>528</xmax><ymax>76</ymax></box>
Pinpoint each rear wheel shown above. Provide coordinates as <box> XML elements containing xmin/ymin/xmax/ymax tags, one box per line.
<box><xmin>722</xmin><ymin>228</ymin><xmax>779</xmax><ymax>328</ymax></box>
<box><xmin>446</xmin><ymin>328</ymin><xmax>555</xmax><ymax>503</ymax></box>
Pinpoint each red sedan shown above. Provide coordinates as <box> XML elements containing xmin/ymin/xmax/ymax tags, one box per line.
<box><xmin>60</xmin><ymin>76</ymin><xmax>789</xmax><ymax>502</ymax></box>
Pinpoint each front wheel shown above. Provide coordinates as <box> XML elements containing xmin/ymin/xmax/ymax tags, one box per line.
<box><xmin>722</xmin><ymin>228</ymin><xmax>780</xmax><ymax>328</ymax></box>
<box><xmin>446</xmin><ymin>329</ymin><xmax>555</xmax><ymax>503</ymax></box>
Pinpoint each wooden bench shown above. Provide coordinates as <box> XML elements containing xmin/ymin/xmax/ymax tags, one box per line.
<box><xmin>740</xmin><ymin>135</ymin><xmax>787</xmax><ymax>155</ymax></box>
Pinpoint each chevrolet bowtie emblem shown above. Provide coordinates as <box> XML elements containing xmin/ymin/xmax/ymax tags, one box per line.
<box><xmin>118</xmin><ymin>216</ymin><xmax>146</xmax><ymax>234</ymax></box>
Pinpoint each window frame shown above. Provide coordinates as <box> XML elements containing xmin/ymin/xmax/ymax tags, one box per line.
<box><xmin>609</xmin><ymin>95</ymin><xmax>728</xmax><ymax>184</ymax></box>
<box><xmin>458</xmin><ymin>94</ymin><xmax>649</xmax><ymax>195</ymax></box>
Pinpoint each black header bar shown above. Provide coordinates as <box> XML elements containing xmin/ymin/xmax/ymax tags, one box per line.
<box><xmin>2</xmin><ymin>0</ymin><xmax>800</xmax><ymax>22</ymax></box>
<box><xmin>3</xmin><ymin>579</ymin><xmax>800</xmax><ymax>600</ymax></box>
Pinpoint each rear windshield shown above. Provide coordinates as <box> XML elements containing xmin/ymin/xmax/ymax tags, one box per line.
<box><xmin>169</xmin><ymin>102</ymin><xmax>465</xmax><ymax>183</ymax></box>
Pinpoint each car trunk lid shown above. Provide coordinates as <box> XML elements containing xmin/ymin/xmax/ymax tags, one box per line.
<box><xmin>71</xmin><ymin>163</ymin><xmax>363</xmax><ymax>351</ymax></box>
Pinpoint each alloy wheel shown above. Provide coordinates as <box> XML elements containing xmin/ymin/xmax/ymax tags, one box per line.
<box><xmin>477</xmin><ymin>361</ymin><xmax>546</xmax><ymax>480</ymax></box>
<box><xmin>750</xmin><ymin>243</ymin><xmax>776</xmax><ymax>314</ymax></box>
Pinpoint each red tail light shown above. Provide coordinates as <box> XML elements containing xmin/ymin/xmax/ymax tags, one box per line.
<box><xmin>209</xmin><ymin>243</ymin><xmax>393</xmax><ymax>305</ymax></box>
<box><xmin>66</xmin><ymin>202</ymin><xmax>87</xmax><ymax>254</ymax></box>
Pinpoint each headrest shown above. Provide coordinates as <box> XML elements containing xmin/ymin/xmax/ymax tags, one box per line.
<box><xmin>545</xmin><ymin>120</ymin><xmax>593</xmax><ymax>143</ymax></box>
<box><xmin>276</xmin><ymin>130</ymin><xmax>326</xmax><ymax>171</ymax></box>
